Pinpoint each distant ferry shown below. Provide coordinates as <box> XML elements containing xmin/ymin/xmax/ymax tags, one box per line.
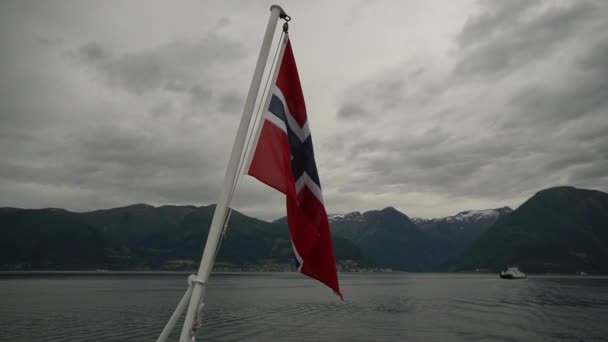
<box><xmin>499</xmin><ymin>266</ymin><xmax>526</xmax><ymax>279</ymax></box>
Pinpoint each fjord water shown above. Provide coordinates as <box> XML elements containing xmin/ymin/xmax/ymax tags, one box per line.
<box><xmin>1</xmin><ymin>273</ymin><xmax>607</xmax><ymax>341</ymax></box>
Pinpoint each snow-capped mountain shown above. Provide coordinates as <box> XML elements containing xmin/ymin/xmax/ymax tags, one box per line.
<box><xmin>328</xmin><ymin>212</ymin><xmax>364</xmax><ymax>223</ymax></box>
<box><xmin>328</xmin><ymin>206</ymin><xmax>513</xmax><ymax>271</ymax></box>
<box><xmin>329</xmin><ymin>207</ymin><xmax>447</xmax><ymax>271</ymax></box>
<box><xmin>413</xmin><ymin>207</ymin><xmax>513</xmax><ymax>248</ymax></box>
<box><xmin>412</xmin><ymin>207</ymin><xmax>512</xmax><ymax>227</ymax></box>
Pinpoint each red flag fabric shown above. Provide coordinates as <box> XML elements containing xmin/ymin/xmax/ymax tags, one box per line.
<box><xmin>247</xmin><ymin>38</ymin><xmax>342</xmax><ymax>299</ymax></box>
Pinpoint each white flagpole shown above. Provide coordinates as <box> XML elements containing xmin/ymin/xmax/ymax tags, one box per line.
<box><xmin>156</xmin><ymin>275</ymin><xmax>195</xmax><ymax>342</ymax></box>
<box><xmin>243</xmin><ymin>32</ymin><xmax>290</xmax><ymax>175</ymax></box>
<box><xmin>177</xmin><ymin>5</ymin><xmax>288</xmax><ymax>342</ymax></box>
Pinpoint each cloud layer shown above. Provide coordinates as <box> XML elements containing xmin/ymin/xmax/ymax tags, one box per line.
<box><xmin>1</xmin><ymin>0</ymin><xmax>606</xmax><ymax>220</ymax></box>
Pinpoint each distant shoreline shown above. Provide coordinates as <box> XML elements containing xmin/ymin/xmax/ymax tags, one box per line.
<box><xmin>1</xmin><ymin>270</ymin><xmax>607</xmax><ymax>278</ymax></box>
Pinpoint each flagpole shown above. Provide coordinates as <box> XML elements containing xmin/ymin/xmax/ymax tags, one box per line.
<box><xmin>243</xmin><ymin>31</ymin><xmax>290</xmax><ymax>175</ymax></box>
<box><xmin>177</xmin><ymin>5</ymin><xmax>288</xmax><ymax>342</ymax></box>
<box><xmin>156</xmin><ymin>275</ymin><xmax>195</xmax><ymax>342</ymax></box>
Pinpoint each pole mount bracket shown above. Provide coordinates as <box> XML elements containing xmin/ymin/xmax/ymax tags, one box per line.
<box><xmin>270</xmin><ymin>5</ymin><xmax>290</xmax><ymax>21</ymax></box>
<box><xmin>188</xmin><ymin>275</ymin><xmax>207</xmax><ymax>286</ymax></box>
<box><xmin>192</xmin><ymin>278</ymin><xmax>207</xmax><ymax>285</ymax></box>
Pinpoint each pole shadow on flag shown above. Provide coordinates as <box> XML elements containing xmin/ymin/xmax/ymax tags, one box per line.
<box><xmin>245</xmin><ymin>33</ymin><xmax>343</xmax><ymax>300</ymax></box>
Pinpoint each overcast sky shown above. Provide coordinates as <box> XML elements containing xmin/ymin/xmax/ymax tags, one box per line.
<box><xmin>1</xmin><ymin>0</ymin><xmax>607</xmax><ymax>220</ymax></box>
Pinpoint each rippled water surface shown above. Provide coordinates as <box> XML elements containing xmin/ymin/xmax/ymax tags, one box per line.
<box><xmin>1</xmin><ymin>273</ymin><xmax>607</xmax><ymax>341</ymax></box>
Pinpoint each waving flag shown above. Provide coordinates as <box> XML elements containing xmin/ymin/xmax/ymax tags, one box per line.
<box><xmin>246</xmin><ymin>38</ymin><xmax>342</xmax><ymax>299</ymax></box>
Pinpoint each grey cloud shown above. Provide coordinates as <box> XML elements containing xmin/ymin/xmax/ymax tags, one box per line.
<box><xmin>374</xmin><ymin>78</ymin><xmax>406</xmax><ymax>111</ymax></box>
<box><xmin>570</xmin><ymin>119</ymin><xmax>608</xmax><ymax>143</ymax></box>
<box><xmin>78</xmin><ymin>42</ymin><xmax>111</xmax><ymax>62</ymax></box>
<box><xmin>336</xmin><ymin>66</ymin><xmax>434</xmax><ymax>120</ymax></box>
<box><xmin>580</xmin><ymin>37</ymin><xmax>608</xmax><ymax>71</ymax></box>
<box><xmin>149</xmin><ymin>101</ymin><xmax>173</xmax><ymax>118</ymax></box>
<box><xmin>332</xmin><ymin>108</ymin><xmax>608</xmax><ymax>201</ymax></box>
<box><xmin>335</xmin><ymin>132</ymin><xmax>543</xmax><ymax>199</ymax></box>
<box><xmin>511</xmin><ymin>75</ymin><xmax>608</xmax><ymax>125</ymax></box>
<box><xmin>457</xmin><ymin>0</ymin><xmax>539</xmax><ymax>48</ymax></box>
<box><xmin>217</xmin><ymin>90</ymin><xmax>243</xmax><ymax>114</ymax></box>
<box><xmin>215</xmin><ymin>17</ymin><xmax>231</xmax><ymax>29</ymax></box>
<box><xmin>454</xmin><ymin>0</ymin><xmax>602</xmax><ymax>77</ymax></box>
<box><xmin>330</xmin><ymin>125</ymin><xmax>450</xmax><ymax>163</ymax></box>
<box><xmin>0</xmin><ymin>3</ymin><xmax>262</xmax><ymax>214</ymax></box>
<box><xmin>571</xmin><ymin>160</ymin><xmax>608</xmax><ymax>183</ymax></box>
<box><xmin>507</xmin><ymin>36</ymin><xmax>608</xmax><ymax>127</ymax></box>
<box><xmin>342</xmin><ymin>74</ymin><xmax>406</xmax><ymax>113</ymax></box>
<box><xmin>398</xmin><ymin>126</ymin><xmax>451</xmax><ymax>152</ymax></box>
<box><xmin>0</xmin><ymin>116</ymin><xmax>228</xmax><ymax>208</ymax></box>
<box><xmin>334</xmin><ymin>15</ymin><xmax>608</xmax><ymax>205</ymax></box>
<box><xmin>77</xmin><ymin>123</ymin><xmax>211</xmax><ymax>170</ymax></box>
<box><xmin>3</xmin><ymin>0</ymin><xmax>608</xmax><ymax>220</ymax></box>
<box><xmin>164</xmin><ymin>80</ymin><xmax>190</xmax><ymax>93</ymax></box>
<box><xmin>329</xmin><ymin>0</ymin><xmax>608</xmax><ymax>207</ymax></box>
<box><xmin>189</xmin><ymin>85</ymin><xmax>213</xmax><ymax>104</ymax></box>
<box><xmin>101</xmin><ymin>52</ymin><xmax>163</xmax><ymax>94</ymax></box>
<box><xmin>38</xmin><ymin>37</ymin><xmax>63</xmax><ymax>47</ymax></box>
<box><xmin>337</xmin><ymin>103</ymin><xmax>368</xmax><ymax>118</ymax></box>
<box><xmin>543</xmin><ymin>152</ymin><xmax>598</xmax><ymax>174</ymax></box>
<box><xmin>78</xmin><ymin>33</ymin><xmax>247</xmax><ymax>95</ymax></box>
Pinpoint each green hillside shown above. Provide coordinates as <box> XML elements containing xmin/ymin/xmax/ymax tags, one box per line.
<box><xmin>330</xmin><ymin>207</ymin><xmax>453</xmax><ymax>271</ymax></box>
<box><xmin>454</xmin><ymin>187</ymin><xmax>608</xmax><ymax>273</ymax></box>
<box><xmin>0</xmin><ymin>205</ymin><xmax>369</xmax><ymax>271</ymax></box>
<box><xmin>3</xmin><ymin>186</ymin><xmax>606</xmax><ymax>273</ymax></box>
<box><xmin>0</xmin><ymin>209</ymin><xmax>105</xmax><ymax>269</ymax></box>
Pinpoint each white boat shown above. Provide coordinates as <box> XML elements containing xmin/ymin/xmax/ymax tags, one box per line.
<box><xmin>499</xmin><ymin>266</ymin><xmax>526</xmax><ymax>279</ymax></box>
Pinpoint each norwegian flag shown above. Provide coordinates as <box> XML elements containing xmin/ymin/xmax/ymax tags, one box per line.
<box><xmin>246</xmin><ymin>38</ymin><xmax>342</xmax><ymax>299</ymax></box>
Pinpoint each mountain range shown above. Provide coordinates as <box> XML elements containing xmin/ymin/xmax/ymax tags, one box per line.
<box><xmin>454</xmin><ymin>187</ymin><xmax>608</xmax><ymax>273</ymax></box>
<box><xmin>1</xmin><ymin>186</ymin><xmax>607</xmax><ymax>274</ymax></box>
<box><xmin>324</xmin><ymin>206</ymin><xmax>512</xmax><ymax>271</ymax></box>
<box><xmin>0</xmin><ymin>204</ymin><xmax>371</xmax><ymax>271</ymax></box>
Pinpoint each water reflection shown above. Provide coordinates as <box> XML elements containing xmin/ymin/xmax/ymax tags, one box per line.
<box><xmin>0</xmin><ymin>273</ymin><xmax>607</xmax><ymax>341</ymax></box>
